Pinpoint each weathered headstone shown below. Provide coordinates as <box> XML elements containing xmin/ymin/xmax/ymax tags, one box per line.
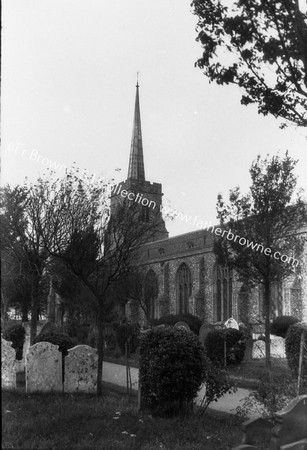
<box><xmin>174</xmin><ymin>321</ymin><xmax>190</xmax><ymax>332</ymax></box>
<box><xmin>252</xmin><ymin>337</ymin><xmax>286</xmax><ymax>359</ymax></box>
<box><xmin>199</xmin><ymin>323</ymin><xmax>214</xmax><ymax>345</ymax></box>
<box><xmin>26</xmin><ymin>342</ymin><xmax>62</xmax><ymax>393</ymax></box>
<box><xmin>270</xmin><ymin>337</ymin><xmax>286</xmax><ymax>358</ymax></box>
<box><xmin>225</xmin><ymin>317</ymin><xmax>239</xmax><ymax>330</ymax></box>
<box><xmin>1</xmin><ymin>337</ymin><xmax>16</xmax><ymax>389</ymax></box>
<box><xmin>64</xmin><ymin>345</ymin><xmax>98</xmax><ymax>393</ymax></box>
<box><xmin>252</xmin><ymin>340</ymin><xmax>266</xmax><ymax>359</ymax></box>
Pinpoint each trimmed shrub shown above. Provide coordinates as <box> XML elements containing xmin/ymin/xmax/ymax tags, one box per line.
<box><xmin>285</xmin><ymin>322</ymin><xmax>307</xmax><ymax>380</ymax></box>
<box><xmin>33</xmin><ymin>332</ymin><xmax>75</xmax><ymax>356</ymax></box>
<box><xmin>205</xmin><ymin>328</ymin><xmax>246</xmax><ymax>366</ymax></box>
<box><xmin>3</xmin><ymin>323</ymin><xmax>25</xmax><ymax>360</ymax></box>
<box><xmin>139</xmin><ymin>327</ymin><xmax>207</xmax><ymax>416</ymax></box>
<box><xmin>139</xmin><ymin>327</ymin><xmax>233</xmax><ymax>417</ymax></box>
<box><xmin>151</xmin><ymin>313</ymin><xmax>202</xmax><ymax>335</ymax></box>
<box><xmin>116</xmin><ymin>322</ymin><xmax>140</xmax><ymax>355</ymax></box>
<box><xmin>271</xmin><ymin>315</ymin><xmax>299</xmax><ymax>338</ymax></box>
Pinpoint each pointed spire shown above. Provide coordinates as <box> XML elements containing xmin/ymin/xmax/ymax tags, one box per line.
<box><xmin>127</xmin><ymin>80</ymin><xmax>145</xmax><ymax>182</ymax></box>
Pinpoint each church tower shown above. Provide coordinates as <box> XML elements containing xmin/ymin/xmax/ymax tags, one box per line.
<box><xmin>110</xmin><ymin>81</ymin><xmax>168</xmax><ymax>242</ymax></box>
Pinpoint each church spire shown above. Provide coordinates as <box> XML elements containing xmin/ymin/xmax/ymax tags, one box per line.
<box><xmin>127</xmin><ymin>80</ymin><xmax>145</xmax><ymax>182</ymax></box>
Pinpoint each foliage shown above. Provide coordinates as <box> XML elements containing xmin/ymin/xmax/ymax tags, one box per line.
<box><xmin>214</xmin><ymin>152</ymin><xmax>306</xmax><ymax>368</ymax></box>
<box><xmin>116</xmin><ymin>322</ymin><xmax>140</xmax><ymax>355</ymax></box>
<box><xmin>192</xmin><ymin>0</ymin><xmax>307</xmax><ymax>126</ymax></box>
<box><xmin>3</xmin><ymin>323</ymin><xmax>26</xmax><ymax>360</ymax></box>
<box><xmin>151</xmin><ymin>313</ymin><xmax>202</xmax><ymax>335</ymax></box>
<box><xmin>285</xmin><ymin>322</ymin><xmax>307</xmax><ymax>379</ymax></box>
<box><xmin>33</xmin><ymin>331</ymin><xmax>75</xmax><ymax>356</ymax></box>
<box><xmin>205</xmin><ymin>328</ymin><xmax>246</xmax><ymax>367</ymax></box>
<box><xmin>139</xmin><ymin>327</ymin><xmax>233</xmax><ymax>417</ymax></box>
<box><xmin>236</xmin><ymin>373</ymin><xmax>303</xmax><ymax>421</ymax></box>
<box><xmin>270</xmin><ymin>315</ymin><xmax>299</xmax><ymax>338</ymax></box>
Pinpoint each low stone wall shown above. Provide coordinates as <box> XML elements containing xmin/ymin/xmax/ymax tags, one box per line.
<box><xmin>1</xmin><ymin>338</ymin><xmax>16</xmax><ymax>389</ymax></box>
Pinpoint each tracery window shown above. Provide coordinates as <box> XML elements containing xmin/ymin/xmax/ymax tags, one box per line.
<box><xmin>176</xmin><ymin>263</ymin><xmax>192</xmax><ymax>314</ymax></box>
<box><xmin>144</xmin><ymin>269</ymin><xmax>158</xmax><ymax>320</ymax></box>
<box><xmin>214</xmin><ymin>265</ymin><xmax>233</xmax><ymax>322</ymax></box>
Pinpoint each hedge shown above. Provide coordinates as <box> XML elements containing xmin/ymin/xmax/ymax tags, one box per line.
<box><xmin>285</xmin><ymin>323</ymin><xmax>307</xmax><ymax>380</ymax></box>
<box><xmin>270</xmin><ymin>315</ymin><xmax>299</xmax><ymax>338</ymax></box>
<box><xmin>205</xmin><ymin>328</ymin><xmax>246</xmax><ymax>366</ymax></box>
<box><xmin>3</xmin><ymin>323</ymin><xmax>26</xmax><ymax>360</ymax></box>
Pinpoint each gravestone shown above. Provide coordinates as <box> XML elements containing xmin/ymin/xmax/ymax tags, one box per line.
<box><xmin>225</xmin><ymin>317</ymin><xmax>239</xmax><ymax>330</ymax></box>
<box><xmin>252</xmin><ymin>337</ymin><xmax>286</xmax><ymax>359</ymax></box>
<box><xmin>1</xmin><ymin>337</ymin><xmax>16</xmax><ymax>389</ymax></box>
<box><xmin>174</xmin><ymin>321</ymin><xmax>190</xmax><ymax>332</ymax></box>
<box><xmin>199</xmin><ymin>323</ymin><xmax>214</xmax><ymax>345</ymax></box>
<box><xmin>64</xmin><ymin>345</ymin><xmax>98</xmax><ymax>393</ymax></box>
<box><xmin>26</xmin><ymin>342</ymin><xmax>62</xmax><ymax>393</ymax></box>
<box><xmin>270</xmin><ymin>337</ymin><xmax>286</xmax><ymax>358</ymax></box>
<box><xmin>252</xmin><ymin>340</ymin><xmax>266</xmax><ymax>359</ymax></box>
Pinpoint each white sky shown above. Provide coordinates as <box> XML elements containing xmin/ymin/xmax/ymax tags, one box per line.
<box><xmin>2</xmin><ymin>0</ymin><xmax>307</xmax><ymax>237</ymax></box>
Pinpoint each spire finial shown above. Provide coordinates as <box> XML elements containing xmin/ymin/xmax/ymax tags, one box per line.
<box><xmin>127</xmin><ymin>80</ymin><xmax>145</xmax><ymax>182</ymax></box>
<box><xmin>136</xmin><ymin>71</ymin><xmax>140</xmax><ymax>87</ymax></box>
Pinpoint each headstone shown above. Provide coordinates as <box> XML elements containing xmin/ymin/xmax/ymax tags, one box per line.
<box><xmin>64</xmin><ymin>345</ymin><xmax>98</xmax><ymax>393</ymax></box>
<box><xmin>270</xmin><ymin>395</ymin><xmax>307</xmax><ymax>449</ymax></box>
<box><xmin>252</xmin><ymin>338</ymin><xmax>286</xmax><ymax>359</ymax></box>
<box><xmin>174</xmin><ymin>321</ymin><xmax>190</xmax><ymax>332</ymax></box>
<box><xmin>26</xmin><ymin>342</ymin><xmax>62</xmax><ymax>393</ymax></box>
<box><xmin>270</xmin><ymin>337</ymin><xmax>286</xmax><ymax>358</ymax></box>
<box><xmin>1</xmin><ymin>338</ymin><xmax>16</xmax><ymax>389</ymax></box>
<box><xmin>199</xmin><ymin>323</ymin><xmax>214</xmax><ymax>345</ymax></box>
<box><xmin>252</xmin><ymin>340</ymin><xmax>266</xmax><ymax>359</ymax></box>
<box><xmin>225</xmin><ymin>317</ymin><xmax>239</xmax><ymax>330</ymax></box>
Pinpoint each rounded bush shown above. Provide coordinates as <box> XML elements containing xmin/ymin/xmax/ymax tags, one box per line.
<box><xmin>3</xmin><ymin>323</ymin><xmax>25</xmax><ymax>360</ymax></box>
<box><xmin>205</xmin><ymin>328</ymin><xmax>246</xmax><ymax>366</ymax></box>
<box><xmin>285</xmin><ymin>323</ymin><xmax>307</xmax><ymax>379</ymax></box>
<box><xmin>33</xmin><ymin>331</ymin><xmax>75</xmax><ymax>356</ymax></box>
<box><xmin>271</xmin><ymin>315</ymin><xmax>299</xmax><ymax>338</ymax></box>
<box><xmin>151</xmin><ymin>313</ymin><xmax>202</xmax><ymax>335</ymax></box>
<box><xmin>139</xmin><ymin>327</ymin><xmax>207</xmax><ymax>416</ymax></box>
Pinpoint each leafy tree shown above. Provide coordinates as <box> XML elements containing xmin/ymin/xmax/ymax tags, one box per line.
<box><xmin>36</xmin><ymin>171</ymin><xmax>167</xmax><ymax>396</ymax></box>
<box><xmin>214</xmin><ymin>152</ymin><xmax>306</xmax><ymax>368</ymax></box>
<box><xmin>0</xmin><ymin>184</ymin><xmax>52</xmax><ymax>340</ymax></box>
<box><xmin>192</xmin><ymin>0</ymin><xmax>307</xmax><ymax>126</ymax></box>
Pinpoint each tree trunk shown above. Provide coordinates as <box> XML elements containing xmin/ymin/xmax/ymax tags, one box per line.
<box><xmin>30</xmin><ymin>280</ymin><xmax>40</xmax><ymax>345</ymax></box>
<box><xmin>264</xmin><ymin>280</ymin><xmax>271</xmax><ymax>370</ymax></box>
<box><xmin>21</xmin><ymin>302</ymin><xmax>28</xmax><ymax>322</ymax></box>
<box><xmin>96</xmin><ymin>306</ymin><xmax>105</xmax><ymax>397</ymax></box>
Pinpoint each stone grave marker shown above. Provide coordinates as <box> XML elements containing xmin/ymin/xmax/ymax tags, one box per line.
<box><xmin>225</xmin><ymin>317</ymin><xmax>239</xmax><ymax>330</ymax></box>
<box><xmin>174</xmin><ymin>321</ymin><xmax>190</xmax><ymax>332</ymax></box>
<box><xmin>1</xmin><ymin>337</ymin><xmax>16</xmax><ymax>389</ymax></box>
<box><xmin>64</xmin><ymin>345</ymin><xmax>98</xmax><ymax>393</ymax></box>
<box><xmin>26</xmin><ymin>342</ymin><xmax>62</xmax><ymax>393</ymax></box>
<box><xmin>199</xmin><ymin>323</ymin><xmax>214</xmax><ymax>345</ymax></box>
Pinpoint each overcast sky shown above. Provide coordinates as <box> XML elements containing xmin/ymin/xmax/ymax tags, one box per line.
<box><xmin>2</xmin><ymin>0</ymin><xmax>307</xmax><ymax>237</ymax></box>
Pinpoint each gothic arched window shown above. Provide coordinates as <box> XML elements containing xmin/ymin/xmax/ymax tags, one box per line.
<box><xmin>176</xmin><ymin>263</ymin><xmax>192</xmax><ymax>314</ymax></box>
<box><xmin>144</xmin><ymin>269</ymin><xmax>158</xmax><ymax>320</ymax></box>
<box><xmin>214</xmin><ymin>265</ymin><xmax>233</xmax><ymax>322</ymax></box>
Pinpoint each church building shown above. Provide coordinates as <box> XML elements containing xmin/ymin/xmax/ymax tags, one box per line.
<box><xmin>114</xmin><ymin>83</ymin><xmax>307</xmax><ymax>327</ymax></box>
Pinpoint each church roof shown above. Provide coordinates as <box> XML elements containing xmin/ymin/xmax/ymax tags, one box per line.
<box><xmin>127</xmin><ymin>82</ymin><xmax>145</xmax><ymax>182</ymax></box>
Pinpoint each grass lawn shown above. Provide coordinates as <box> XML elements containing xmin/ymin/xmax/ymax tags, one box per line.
<box><xmin>2</xmin><ymin>389</ymin><xmax>248</xmax><ymax>450</ymax></box>
<box><xmin>227</xmin><ymin>357</ymin><xmax>292</xmax><ymax>382</ymax></box>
